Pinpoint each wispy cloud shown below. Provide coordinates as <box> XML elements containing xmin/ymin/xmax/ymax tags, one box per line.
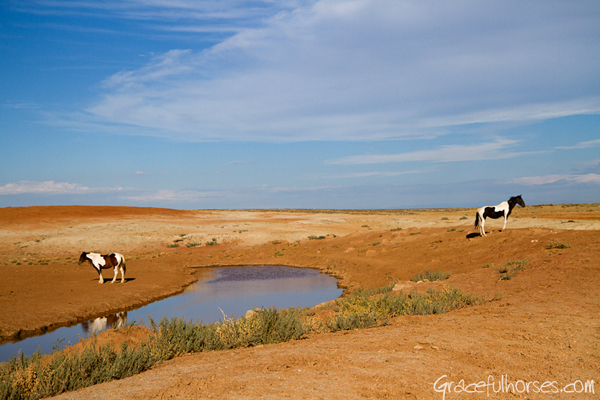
<box><xmin>2</xmin><ymin>102</ymin><xmax>40</xmax><ymax>110</ymax></box>
<box><xmin>225</xmin><ymin>160</ymin><xmax>258</xmax><ymax>166</ymax></box>
<box><xmin>334</xmin><ymin>171</ymin><xmax>421</xmax><ymax>179</ymax></box>
<box><xmin>326</xmin><ymin>139</ymin><xmax>534</xmax><ymax>165</ymax></box>
<box><xmin>0</xmin><ymin>181</ymin><xmax>123</xmax><ymax>195</ymax></box>
<box><xmin>57</xmin><ymin>0</ymin><xmax>600</xmax><ymax>142</ymax></box>
<box><xmin>122</xmin><ymin>189</ymin><xmax>225</xmax><ymax>203</ymax></box>
<box><xmin>14</xmin><ymin>1</ymin><xmax>308</xmax><ymax>27</ymax></box>
<box><xmin>556</xmin><ymin>139</ymin><xmax>600</xmax><ymax>150</ymax></box>
<box><xmin>264</xmin><ymin>185</ymin><xmax>340</xmax><ymax>193</ymax></box>
<box><xmin>510</xmin><ymin>173</ymin><xmax>600</xmax><ymax>186</ymax></box>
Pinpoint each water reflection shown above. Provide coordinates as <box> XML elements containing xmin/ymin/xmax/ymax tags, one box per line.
<box><xmin>0</xmin><ymin>266</ymin><xmax>341</xmax><ymax>362</ymax></box>
<box><xmin>81</xmin><ymin>312</ymin><xmax>128</xmax><ymax>334</ymax></box>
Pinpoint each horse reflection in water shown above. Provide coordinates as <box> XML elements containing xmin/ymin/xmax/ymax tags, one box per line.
<box><xmin>82</xmin><ymin>312</ymin><xmax>128</xmax><ymax>334</ymax></box>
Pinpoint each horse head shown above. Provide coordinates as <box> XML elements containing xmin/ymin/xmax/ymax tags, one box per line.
<box><xmin>515</xmin><ymin>194</ymin><xmax>526</xmax><ymax>207</ymax></box>
<box><xmin>78</xmin><ymin>251</ymin><xmax>89</xmax><ymax>265</ymax></box>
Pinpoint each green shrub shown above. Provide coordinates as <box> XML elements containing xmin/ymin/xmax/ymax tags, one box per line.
<box><xmin>1</xmin><ymin>341</ymin><xmax>153</xmax><ymax>399</ymax></box>
<box><xmin>497</xmin><ymin>260</ymin><xmax>527</xmax><ymax>280</ymax></box>
<box><xmin>411</xmin><ymin>269</ymin><xmax>451</xmax><ymax>282</ymax></box>
<box><xmin>322</xmin><ymin>285</ymin><xmax>483</xmax><ymax>331</ymax></box>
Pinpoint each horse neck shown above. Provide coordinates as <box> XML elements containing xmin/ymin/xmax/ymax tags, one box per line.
<box><xmin>507</xmin><ymin>198</ymin><xmax>519</xmax><ymax>211</ymax></box>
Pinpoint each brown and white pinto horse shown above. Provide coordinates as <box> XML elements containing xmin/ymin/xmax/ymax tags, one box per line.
<box><xmin>82</xmin><ymin>312</ymin><xmax>128</xmax><ymax>333</ymax></box>
<box><xmin>474</xmin><ymin>195</ymin><xmax>525</xmax><ymax>237</ymax></box>
<box><xmin>79</xmin><ymin>252</ymin><xmax>126</xmax><ymax>284</ymax></box>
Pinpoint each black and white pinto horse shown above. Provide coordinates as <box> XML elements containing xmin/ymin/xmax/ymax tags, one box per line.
<box><xmin>79</xmin><ymin>252</ymin><xmax>126</xmax><ymax>284</ymax></box>
<box><xmin>474</xmin><ymin>195</ymin><xmax>525</xmax><ymax>237</ymax></box>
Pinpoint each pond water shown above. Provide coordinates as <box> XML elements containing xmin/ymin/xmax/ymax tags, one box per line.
<box><xmin>0</xmin><ymin>266</ymin><xmax>342</xmax><ymax>363</ymax></box>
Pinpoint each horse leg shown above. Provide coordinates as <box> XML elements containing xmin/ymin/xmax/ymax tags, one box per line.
<box><xmin>111</xmin><ymin>265</ymin><xmax>118</xmax><ymax>283</ymax></box>
<box><xmin>502</xmin><ymin>215</ymin><xmax>507</xmax><ymax>231</ymax></box>
<box><xmin>120</xmin><ymin>258</ymin><xmax>126</xmax><ymax>283</ymax></box>
<box><xmin>98</xmin><ymin>270</ymin><xmax>104</xmax><ymax>284</ymax></box>
<box><xmin>481</xmin><ymin>217</ymin><xmax>486</xmax><ymax>237</ymax></box>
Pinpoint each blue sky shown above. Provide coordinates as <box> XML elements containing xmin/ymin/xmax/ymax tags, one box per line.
<box><xmin>1</xmin><ymin>0</ymin><xmax>599</xmax><ymax>209</ymax></box>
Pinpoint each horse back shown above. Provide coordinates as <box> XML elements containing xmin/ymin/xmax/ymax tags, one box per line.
<box><xmin>107</xmin><ymin>253</ymin><xmax>125</xmax><ymax>268</ymax></box>
<box><xmin>483</xmin><ymin>205</ymin><xmax>507</xmax><ymax>220</ymax></box>
<box><xmin>101</xmin><ymin>253</ymin><xmax>120</xmax><ymax>269</ymax></box>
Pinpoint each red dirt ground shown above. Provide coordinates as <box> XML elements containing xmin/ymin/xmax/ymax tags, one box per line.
<box><xmin>0</xmin><ymin>204</ymin><xmax>599</xmax><ymax>399</ymax></box>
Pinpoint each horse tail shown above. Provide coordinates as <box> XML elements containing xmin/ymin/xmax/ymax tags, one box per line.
<box><xmin>474</xmin><ymin>211</ymin><xmax>481</xmax><ymax>229</ymax></box>
<box><xmin>111</xmin><ymin>252</ymin><xmax>126</xmax><ymax>272</ymax></box>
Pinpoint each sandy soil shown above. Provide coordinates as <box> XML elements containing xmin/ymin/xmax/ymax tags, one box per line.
<box><xmin>1</xmin><ymin>204</ymin><xmax>599</xmax><ymax>399</ymax></box>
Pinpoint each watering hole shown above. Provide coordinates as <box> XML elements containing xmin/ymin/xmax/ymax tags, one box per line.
<box><xmin>0</xmin><ymin>265</ymin><xmax>342</xmax><ymax>363</ymax></box>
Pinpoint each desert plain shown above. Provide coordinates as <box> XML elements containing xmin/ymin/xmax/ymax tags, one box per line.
<box><xmin>0</xmin><ymin>204</ymin><xmax>599</xmax><ymax>399</ymax></box>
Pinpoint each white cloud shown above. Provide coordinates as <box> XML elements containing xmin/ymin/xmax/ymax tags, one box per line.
<box><xmin>0</xmin><ymin>181</ymin><xmax>123</xmax><ymax>195</ymax></box>
<box><xmin>556</xmin><ymin>139</ymin><xmax>600</xmax><ymax>150</ymax></box>
<box><xmin>225</xmin><ymin>160</ymin><xmax>258</xmax><ymax>166</ymax></box>
<box><xmin>333</xmin><ymin>171</ymin><xmax>421</xmax><ymax>178</ymax></box>
<box><xmin>326</xmin><ymin>138</ymin><xmax>536</xmax><ymax>165</ymax></box>
<box><xmin>2</xmin><ymin>102</ymin><xmax>40</xmax><ymax>110</ymax></box>
<box><xmin>510</xmin><ymin>173</ymin><xmax>600</xmax><ymax>186</ymax></box>
<box><xmin>265</xmin><ymin>185</ymin><xmax>340</xmax><ymax>193</ymax></box>
<box><xmin>17</xmin><ymin>1</ymin><xmax>309</xmax><ymax>24</ymax></box>
<box><xmin>74</xmin><ymin>0</ymin><xmax>600</xmax><ymax>142</ymax></box>
<box><xmin>122</xmin><ymin>189</ymin><xmax>225</xmax><ymax>203</ymax></box>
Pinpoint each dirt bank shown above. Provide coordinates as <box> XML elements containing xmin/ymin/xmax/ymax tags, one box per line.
<box><xmin>1</xmin><ymin>204</ymin><xmax>599</xmax><ymax>399</ymax></box>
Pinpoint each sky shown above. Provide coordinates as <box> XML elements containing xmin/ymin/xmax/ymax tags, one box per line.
<box><xmin>1</xmin><ymin>0</ymin><xmax>599</xmax><ymax>210</ymax></box>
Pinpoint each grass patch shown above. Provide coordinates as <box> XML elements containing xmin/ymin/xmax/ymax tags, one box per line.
<box><xmin>321</xmin><ymin>285</ymin><xmax>484</xmax><ymax>332</ymax></box>
<box><xmin>497</xmin><ymin>260</ymin><xmax>527</xmax><ymax>280</ymax></box>
<box><xmin>410</xmin><ymin>269</ymin><xmax>451</xmax><ymax>282</ymax></box>
<box><xmin>1</xmin><ymin>285</ymin><xmax>486</xmax><ymax>399</ymax></box>
<box><xmin>308</xmin><ymin>235</ymin><xmax>326</xmax><ymax>240</ymax></box>
<box><xmin>205</xmin><ymin>238</ymin><xmax>218</xmax><ymax>246</ymax></box>
<box><xmin>545</xmin><ymin>242</ymin><xmax>571</xmax><ymax>250</ymax></box>
<box><xmin>185</xmin><ymin>242</ymin><xmax>201</xmax><ymax>248</ymax></box>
